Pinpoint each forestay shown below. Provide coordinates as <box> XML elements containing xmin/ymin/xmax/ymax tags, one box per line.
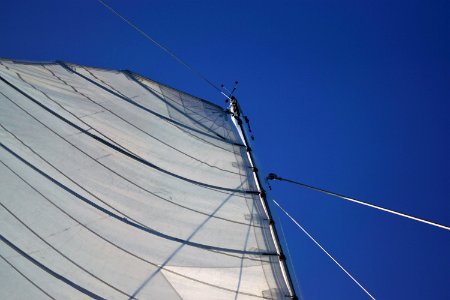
<box><xmin>0</xmin><ymin>59</ymin><xmax>290</xmax><ymax>299</ymax></box>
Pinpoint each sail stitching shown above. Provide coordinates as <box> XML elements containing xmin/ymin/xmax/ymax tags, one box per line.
<box><xmin>0</xmin><ymin>160</ymin><xmax>268</xmax><ymax>298</ymax></box>
<box><xmin>0</xmin><ymin>75</ymin><xmax>258</xmax><ymax>195</ymax></box>
<box><xmin>0</xmin><ymin>121</ymin><xmax>264</xmax><ymax>229</ymax></box>
<box><xmin>0</xmin><ymin>234</ymin><xmax>106</xmax><ymax>300</ymax></box>
<box><xmin>0</xmin><ymin>253</ymin><xmax>56</xmax><ymax>299</ymax></box>
<box><xmin>0</xmin><ymin>203</ymin><xmax>137</xmax><ymax>299</ymax></box>
<box><xmin>0</xmin><ymin>145</ymin><xmax>272</xmax><ymax>255</ymax></box>
<box><xmin>59</xmin><ymin>62</ymin><xmax>241</xmax><ymax>146</ymax></box>
<box><xmin>41</xmin><ymin>65</ymin><xmax>241</xmax><ymax>175</ymax></box>
<box><xmin>126</xmin><ymin>71</ymin><xmax>234</xmax><ymax>142</ymax></box>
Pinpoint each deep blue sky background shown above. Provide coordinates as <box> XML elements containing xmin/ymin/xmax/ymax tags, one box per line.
<box><xmin>1</xmin><ymin>1</ymin><xmax>449</xmax><ymax>299</ymax></box>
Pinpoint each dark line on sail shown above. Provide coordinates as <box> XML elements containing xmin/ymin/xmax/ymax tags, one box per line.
<box><xmin>124</xmin><ymin>71</ymin><xmax>229</xmax><ymax>140</ymax></box>
<box><xmin>126</xmin><ymin>71</ymin><xmax>238</xmax><ymax>153</ymax></box>
<box><xmin>171</xmin><ymin>120</ymin><xmax>240</xmax><ymax>153</ymax></box>
<box><xmin>56</xmin><ymin>61</ymin><xmax>243</xmax><ymax>146</ymax></box>
<box><xmin>0</xmin><ymin>87</ymin><xmax>247</xmax><ymax>201</ymax></box>
<box><xmin>0</xmin><ymin>75</ymin><xmax>258</xmax><ymax>195</ymax></box>
<box><xmin>0</xmin><ymin>234</ymin><xmax>106</xmax><ymax>300</ymax></box>
<box><xmin>13</xmin><ymin>70</ymin><xmax>131</xmax><ymax>155</ymax></box>
<box><xmin>0</xmin><ymin>203</ymin><xmax>137</xmax><ymax>299</ymax></box>
<box><xmin>37</xmin><ymin>61</ymin><xmax>240</xmax><ymax>154</ymax></box>
<box><xmin>0</xmin><ymin>145</ymin><xmax>272</xmax><ymax>256</ymax></box>
<box><xmin>0</xmin><ymin>159</ymin><xmax>268</xmax><ymax>297</ymax></box>
<box><xmin>0</xmin><ymin>254</ymin><xmax>56</xmax><ymax>300</ymax></box>
<box><xmin>40</xmin><ymin>66</ymin><xmax>240</xmax><ymax>176</ymax></box>
<box><xmin>81</xmin><ymin>66</ymin><xmax>127</xmax><ymax>97</ymax></box>
<box><xmin>4</xmin><ymin>58</ymin><xmax>224</xmax><ymax>110</ymax></box>
<box><xmin>0</xmin><ymin>120</ymin><xmax>260</xmax><ymax>228</ymax></box>
<box><xmin>129</xmin><ymin>179</ymin><xmax>242</xmax><ymax>299</ymax></box>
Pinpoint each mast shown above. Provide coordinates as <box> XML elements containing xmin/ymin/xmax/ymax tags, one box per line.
<box><xmin>230</xmin><ymin>97</ymin><xmax>298</xmax><ymax>300</ymax></box>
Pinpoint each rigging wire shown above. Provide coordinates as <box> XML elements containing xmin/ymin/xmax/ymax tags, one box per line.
<box><xmin>96</xmin><ymin>0</ymin><xmax>232</xmax><ymax>101</ymax></box>
<box><xmin>272</xmin><ymin>200</ymin><xmax>376</xmax><ymax>300</ymax></box>
<box><xmin>267</xmin><ymin>174</ymin><xmax>450</xmax><ymax>231</ymax></box>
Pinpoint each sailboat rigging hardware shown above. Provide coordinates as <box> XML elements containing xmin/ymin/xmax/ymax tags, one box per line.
<box><xmin>221</xmin><ymin>81</ymin><xmax>239</xmax><ymax>101</ymax></box>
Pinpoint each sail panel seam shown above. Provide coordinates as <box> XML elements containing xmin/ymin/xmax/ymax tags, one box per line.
<box><xmin>0</xmin><ymin>75</ymin><xmax>258</xmax><ymax>195</ymax></box>
<box><xmin>0</xmin><ymin>155</ymin><xmax>270</xmax><ymax>297</ymax></box>
<box><xmin>58</xmin><ymin>61</ymin><xmax>243</xmax><ymax>146</ymax></box>
<box><xmin>0</xmin><ymin>146</ymin><xmax>273</xmax><ymax>256</ymax></box>
<box><xmin>0</xmin><ymin>234</ymin><xmax>106</xmax><ymax>300</ymax></box>
<box><xmin>0</xmin><ymin>253</ymin><xmax>56</xmax><ymax>300</ymax></box>
<box><xmin>0</xmin><ymin>94</ymin><xmax>260</xmax><ymax>227</ymax></box>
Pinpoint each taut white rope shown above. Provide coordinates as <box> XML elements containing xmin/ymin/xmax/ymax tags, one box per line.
<box><xmin>273</xmin><ymin>200</ymin><xmax>376</xmax><ymax>300</ymax></box>
<box><xmin>268</xmin><ymin>175</ymin><xmax>450</xmax><ymax>231</ymax></box>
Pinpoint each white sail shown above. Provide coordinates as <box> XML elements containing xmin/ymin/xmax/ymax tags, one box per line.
<box><xmin>0</xmin><ymin>59</ymin><xmax>292</xmax><ymax>299</ymax></box>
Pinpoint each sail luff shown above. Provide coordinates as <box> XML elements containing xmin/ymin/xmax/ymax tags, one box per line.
<box><xmin>230</xmin><ymin>100</ymin><xmax>298</xmax><ymax>300</ymax></box>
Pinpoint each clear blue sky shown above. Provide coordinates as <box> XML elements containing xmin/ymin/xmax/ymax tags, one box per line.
<box><xmin>2</xmin><ymin>1</ymin><xmax>449</xmax><ymax>299</ymax></box>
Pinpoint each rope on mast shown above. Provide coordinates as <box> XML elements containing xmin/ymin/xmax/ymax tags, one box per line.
<box><xmin>273</xmin><ymin>200</ymin><xmax>377</xmax><ymax>300</ymax></box>
<box><xmin>96</xmin><ymin>0</ymin><xmax>232</xmax><ymax>101</ymax></box>
<box><xmin>267</xmin><ymin>174</ymin><xmax>450</xmax><ymax>231</ymax></box>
